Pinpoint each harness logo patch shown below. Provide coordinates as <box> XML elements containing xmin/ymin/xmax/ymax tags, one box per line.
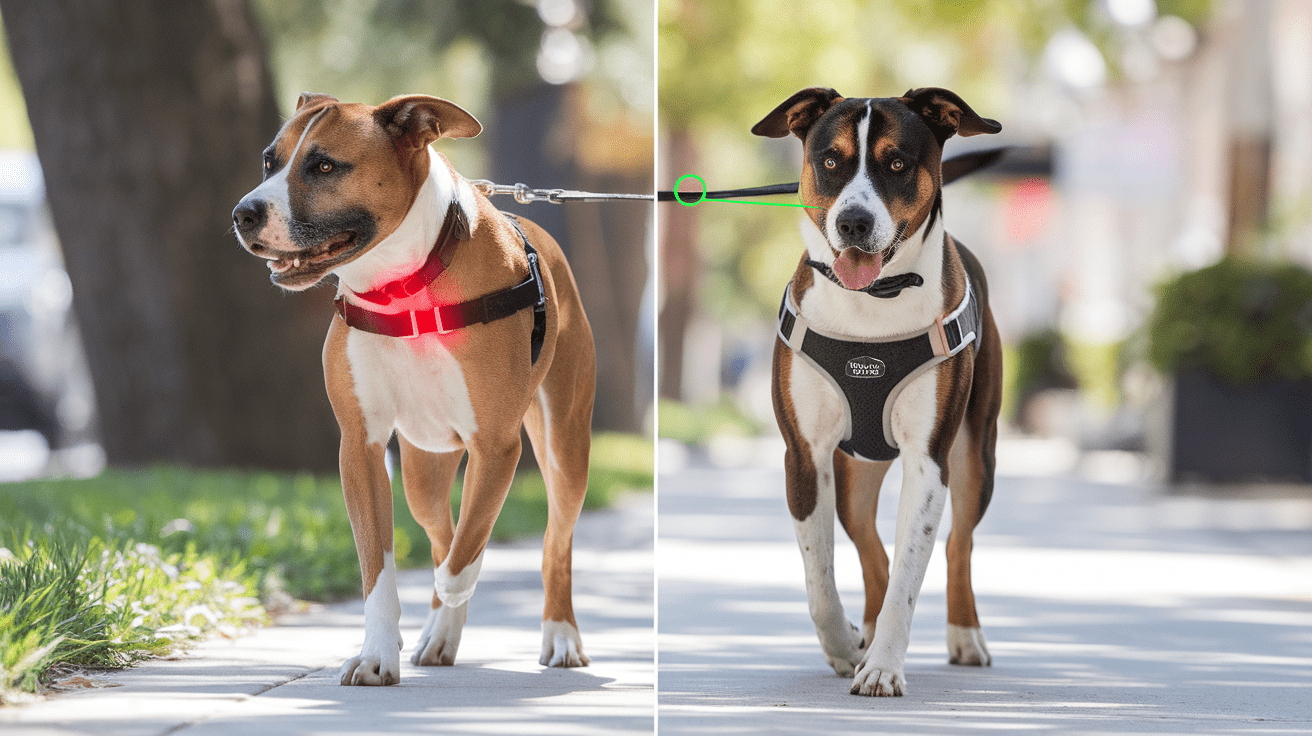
<box><xmin>846</xmin><ymin>356</ymin><xmax>886</xmax><ymax>379</ymax></box>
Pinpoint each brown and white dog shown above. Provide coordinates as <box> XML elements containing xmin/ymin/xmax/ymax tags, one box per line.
<box><xmin>754</xmin><ymin>87</ymin><xmax>1002</xmax><ymax>696</ymax></box>
<box><xmin>231</xmin><ymin>93</ymin><xmax>596</xmax><ymax>686</ymax></box>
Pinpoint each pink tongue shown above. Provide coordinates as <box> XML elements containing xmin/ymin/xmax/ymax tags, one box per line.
<box><xmin>832</xmin><ymin>250</ymin><xmax>883</xmax><ymax>290</ymax></box>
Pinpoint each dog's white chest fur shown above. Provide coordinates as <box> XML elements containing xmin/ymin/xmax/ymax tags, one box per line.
<box><xmin>345</xmin><ymin>330</ymin><xmax>478</xmax><ymax>451</ymax></box>
<box><xmin>334</xmin><ymin>148</ymin><xmax>483</xmax><ymax>451</ymax></box>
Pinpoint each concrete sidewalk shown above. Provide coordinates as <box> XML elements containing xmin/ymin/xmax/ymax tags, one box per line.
<box><xmin>2</xmin><ymin>493</ymin><xmax>654</xmax><ymax>736</ymax></box>
<box><xmin>658</xmin><ymin>441</ymin><xmax>1312</xmax><ymax>735</ymax></box>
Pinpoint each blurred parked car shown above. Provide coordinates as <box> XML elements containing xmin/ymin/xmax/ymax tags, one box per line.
<box><xmin>0</xmin><ymin>150</ymin><xmax>94</xmax><ymax>454</ymax></box>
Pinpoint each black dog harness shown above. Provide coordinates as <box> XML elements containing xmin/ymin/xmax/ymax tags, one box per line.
<box><xmin>777</xmin><ymin>276</ymin><xmax>982</xmax><ymax>462</ymax></box>
<box><xmin>334</xmin><ymin>208</ymin><xmax>547</xmax><ymax>364</ymax></box>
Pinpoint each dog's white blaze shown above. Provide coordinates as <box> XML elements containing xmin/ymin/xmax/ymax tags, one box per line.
<box><xmin>241</xmin><ymin>107</ymin><xmax>329</xmax><ymax>253</ymax></box>
<box><xmin>340</xmin><ymin>550</ymin><xmax>402</xmax><ymax>684</ymax></box>
<box><xmin>540</xmin><ymin>619</ymin><xmax>588</xmax><ymax>667</ymax></box>
<box><xmin>434</xmin><ymin>548</ymin><xmax>484</xmax><ymax>608</ymax></box>
<box><xmin>823</xmin><ymin>101</ymin><xmax>895</xmax><ymax>251</ymax></box>
<box><xmin>334</xmin><ymin>152</ymin><xmax>477</xmax><ymax>295</ymax></box>
<box><xmin>412</xmin><ymin>598</ymin><xmax>468</xmax><ymax>666</ymax></box>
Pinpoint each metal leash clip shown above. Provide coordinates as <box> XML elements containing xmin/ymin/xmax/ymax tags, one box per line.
<box><xmin>468</xmin><ymin>178</ymin><xmax>650</xmax><ymax>204</ymax></box>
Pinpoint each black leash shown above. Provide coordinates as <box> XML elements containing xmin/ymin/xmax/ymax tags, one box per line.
<box><xmin>471</xmin><ymin>147</ymin><xmax>1008</xmax><ymax>205</ymax></box>
<box><xmin>656</xmin><ymin>182</ymin><xmax>799</xmax><ymax>202</ymax></box>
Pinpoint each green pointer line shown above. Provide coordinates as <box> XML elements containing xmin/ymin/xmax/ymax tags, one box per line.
<box><xmin>673</xmin><ymin>174</ymin><xmax>821</xmax><ymax>209</ymax></box>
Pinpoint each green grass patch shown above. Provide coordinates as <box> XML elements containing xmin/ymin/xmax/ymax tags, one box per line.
<box><xmin>0</xmin><ymin>432</ymin><xmax>652</xmax><ymax>602</ymax></box>
<box><xmin>657</xmin><ymin>396</ymin><xmax>763</xmax><ymax>444</ymax></box>
<box><xmin>0</xmin><ymin>432</ymin><xmax>651</xmax><ymax>702</ymax></box>
<box><xmin>0</xmin><ymin>536</ymin><xmax>264</xmax><ymax>704</ymax></box>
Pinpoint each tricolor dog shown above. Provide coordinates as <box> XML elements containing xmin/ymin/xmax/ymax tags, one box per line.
<box><xmin>753</xmin><ymin>87</ymin><xmax>1002</xmax><ymax>696</ymax></box>
<box><xmin>232</xmin><ymin>93</ymin><xmax>596</xmax><ymax>685</ymax></box>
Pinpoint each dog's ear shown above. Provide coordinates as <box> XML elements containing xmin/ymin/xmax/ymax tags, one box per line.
<box><xmin>295</xmin><ymin>92</ymin><xmax>339</xmax><ymax>111</ymax></box>
<box><xmin>899</xmin><ymin>88</ymin><xmax>1001</xmax><ymax>144</ymax></box>
<box><xmin>752</xmin><ymin>87</ymin><xmax>844</xmax><ymax>140</ymax></box>
<box><xmin>373</xmin><ymin>95</ymin><xmax>482</xmax><ymax>150</ymax></box>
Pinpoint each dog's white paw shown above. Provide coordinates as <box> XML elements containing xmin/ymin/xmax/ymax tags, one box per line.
<box><xmin>850</xmin><ymin>657</ymin><xmax>905</xmax><ymax>697</ymax></box>
<box><xmin>820</xmin><ymin>620</ymin><xmax>864</xmax><ymax>677</ymax></box>
<box><xmin>540</xmin><ymin>620</ymin><xmax>589</xmax><ymax>667</ymax></box>
<box><xmin>340</xmin><ymin>637</ymin><xmax>402</xmax><ymax>686</ymax></box>
<box><xmin>412</xmin><ymin>602</ymin><xmax>468</xmax><ymax>666</ymax></box>
<box><xmin>433</xmin><ymin>552</ymin><xmax>484</xmax><ymax>609</ymax></box>
<box><xmin>947</xmin><ymin>624</ymin><xmax>992</xmax><ymax>666</ymax></box>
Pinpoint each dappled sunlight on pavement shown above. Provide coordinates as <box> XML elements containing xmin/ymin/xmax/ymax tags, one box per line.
<box><xmin>0</xmin><ymin>493</ymin><xmax>654</xmax><ymax>736</ymax></box>
<box><xmin>658</xmin><ymin>448</ymin><xmax>1312</xmax><ymax>735</ymax></box>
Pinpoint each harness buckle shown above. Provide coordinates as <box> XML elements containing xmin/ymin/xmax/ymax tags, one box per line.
<box><xmin>930</xmin><ymin>315</ymin><xmax>950</xmax><ymax>357</ymax></box>
<box><xmin>527</xmin><ymin>252</ymin><xmax>546</xmax><ymax>309</ymax></box>
<box><xmin>399</xmin><ymin>308</ymin><xmax>448</xmax><ymax>338</ymax></box>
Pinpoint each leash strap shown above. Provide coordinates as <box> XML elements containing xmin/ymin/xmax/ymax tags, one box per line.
<box><xmin>333</xmin><ymin>215</ymin><xmax>546</xmax><ymax>344</ymax></box>
<box><xmin>657</xmin><ymin>183</ymin><xmax>800</xmax><ymax>202</ymax></box>
<box><xmin>466</xmin><ymin>148</ymin><xmax>1008</xmax><ymax>205</ymax></box>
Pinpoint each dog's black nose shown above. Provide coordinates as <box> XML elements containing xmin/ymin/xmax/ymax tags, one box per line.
<box><xmin>835</xmin><ymin>209</ymin><xmax>873</xmax><ymax>241</ymax></box>
<box><xmin>232</xmin><ymin>199</ymin><xmax>267</xmax><ymax>235</ymax></box>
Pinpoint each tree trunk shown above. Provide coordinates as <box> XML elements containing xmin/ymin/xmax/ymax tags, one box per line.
<box><xmin>658</xmin><ymin>128</ymin><xmax>699</xmax><ymax>400</ymax></box>
<box><xmin>1</xmin><ymin>0</ymin><xmax>340</xmax><ymax>471</ymax></box>
<box><xmin>488</xmin><ymin>83</ymin><xmax>650</xmax><ymax>433</ymax></box>
<box><xmin>1223</xmin><ymin>0</ymin><xmax>1274</xmax><ymax>258</ymax></box>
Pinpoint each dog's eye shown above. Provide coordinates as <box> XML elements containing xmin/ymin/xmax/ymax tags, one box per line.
<box><xmin>263</xmin><ymin>159</ymin><xmax>272</xmax><ymax>171</ymax></box>
<box><xmin>824</xmin><ymin>158</ymin><xmax>838</xmax><ymax>170</ymax></box>
<box><xmin>318</xmin><ymin>161</ymin><xmax>334</xmax><ymax>174</ymax></box>
<box><xmin>890</xmin><ymin>159</ymin><xmax>905</xmax><ymax>172</ymax></box>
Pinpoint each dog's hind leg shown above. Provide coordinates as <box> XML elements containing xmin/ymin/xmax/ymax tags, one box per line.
<box><xmin>834</xmin><ymin>451</ymin><xmax>893</xmax><ymax>652</ymax></box>
<box><xmin>946</xmin><ymin>309</ymin><xmax>1002</xmax><ymax>667</ymax></box>
<box><xmin>399</xmin><ymin>437</ymin><xmax>468</xmax><ymax>666</ymax></box>
<box><xmin>523</xmin><ymin>329</ymin><xmax>595</xmax><ymax>667</ymax></box>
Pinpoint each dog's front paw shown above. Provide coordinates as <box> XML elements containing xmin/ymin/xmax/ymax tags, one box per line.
<box><xmin>412</xmin><ymin>602</ymin><xmax>468</xmax><ymax>666</ymax></box>
<box><xmin>340</xmin><ymin>643</ymin><xmax>402</xmax><ymax>686</ymax></box>
<box><xmin>820</xmin><ymin>621</ymin><xmax>863</xmax><ymax>677</ymax></box>
<box><xmin>947</xmin><ymin>624</ymin><xmax>992</xmax><ymax>666</ymax></box>
<box><xmin>540</xmin><ymin>620</ymin><xmax>589</xmax><ymax>667</ymax></box>
<box><xmin>433</xmin><ymin>553</ymin><xmax>484</xmax><ymax>609</ymax></box>
<box><xmin>850</xmin><ymin>657</ymin><xmax>905</xmax><ymax>697</ymax></box>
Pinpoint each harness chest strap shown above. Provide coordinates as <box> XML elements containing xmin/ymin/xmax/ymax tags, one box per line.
<box><xmin>333</xmin><ymin>214</ymin><xmax>548</xmax><ymax>361</ymax></box>
<box><xmin>776</xmin><ymin>278</ymin><xmax>981</xmax><ymax>461</ymax></box>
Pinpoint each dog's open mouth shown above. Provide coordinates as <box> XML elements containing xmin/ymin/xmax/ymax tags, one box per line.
<box><xmin>265</xmin><ymin>231</ymin><xmax>363</xmax><ymax>287</ymax></box>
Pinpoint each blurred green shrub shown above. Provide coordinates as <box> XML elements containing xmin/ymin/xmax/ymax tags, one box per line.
<box><xmin>1147</xmin><ymin>258</ymin><xmax>1312</xmax><ymax>384</ymax></box>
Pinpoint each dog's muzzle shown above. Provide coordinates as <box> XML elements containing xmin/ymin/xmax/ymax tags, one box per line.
<box><xmin>834</xmin><ymin>207</ymin><xmax>878</xmax><ymax>252</ymax></box>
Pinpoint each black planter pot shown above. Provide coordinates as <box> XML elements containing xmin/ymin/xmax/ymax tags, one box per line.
<box><xmin>1171</xmin><ymin>368</ymin><xmax>1312</xmax><ymax>483</ymax></box>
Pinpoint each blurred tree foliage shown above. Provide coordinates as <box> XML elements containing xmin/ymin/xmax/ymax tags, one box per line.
<box><xmin>655</xmin><ymin>0</ymin><xmax>1209</xmax><ymax>399</ymax></box>
<box><xmin>252</xmin><ymin>0</ymin><xmax>651</xmax><ymax>172</ymax></box>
